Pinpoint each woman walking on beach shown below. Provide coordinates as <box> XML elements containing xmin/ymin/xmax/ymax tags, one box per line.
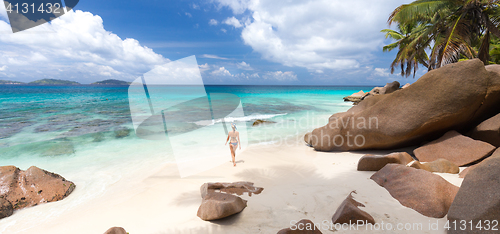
<box><xmin>225</xmin><ymin>123</ymin><xmax>241</xmax><ymax>167</ymax></box>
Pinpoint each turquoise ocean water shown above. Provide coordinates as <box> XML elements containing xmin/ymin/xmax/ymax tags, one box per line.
<box><xmin>0</xmin><ymin>85</ymin><xmax>372</xmax><ymax>231</ymax></box>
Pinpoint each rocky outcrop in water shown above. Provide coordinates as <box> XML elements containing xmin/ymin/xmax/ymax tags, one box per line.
<box><xmin>342</xmin><ymin>90</ymin><xmax>366</xmax><ymax>104</ymax></box>
<box><xmin>0</xmin><ymin>121</ymin><xmax>33</xmax><ymax>139</ymax></box>
<box><xmin>114</xmin><ymin>126</ymin><xmax>130</xmax><ymax>138</ymax></box>
<box><xmin>343</xmin><ymin>81</ymin><xmax>401</xmax><ymax>105</ymax></box>
<box><xmin>61</xmin><ymin>119</ymin><xmax>128</xmax><ymax>138</ymax></box>
<box><xmin>42</xmin><ymin>139</ymin><xmax>75</xmax><ymax>156</ymax></box>
<box><xmin>252</xmin><ymin>119</ymin><xmax>276</xmax><ymax>126</ymax></box>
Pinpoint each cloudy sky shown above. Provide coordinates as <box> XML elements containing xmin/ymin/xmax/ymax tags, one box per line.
<box><xmin>0</xmin><ymin>0</ymin><xmax>422</xmax><ymax>85</ymax></box>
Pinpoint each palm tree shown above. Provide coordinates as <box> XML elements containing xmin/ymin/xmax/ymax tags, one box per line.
<box><xmin>384</xmin><ymin>0</ymin><xmax>500</xmax><ymax>76</ymax></box>
<box><xmin>489</xmin><ymin>35</ymin><xmax>500</xmax><ymax>63</ymax></box>
<box><xmin>382</xmin><ymin>23</ymin><xmax>430</xmax><ymax>77</ymax></box>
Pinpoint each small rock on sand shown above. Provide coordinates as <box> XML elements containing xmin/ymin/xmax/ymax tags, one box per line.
<box><xmin>357</xmin><ymin>152</ymin><xmax>413</xmax><ymax>171</ymax></box>
<box><xmin>331</xmin><ymin>191</ymin><xmax>375</xmax><ymax>225</ymax></box>
<box><xmin>103</xmin><ymin>227</ymin><xmax>127</xmax><ymax>234</ymax></box>
<box><xmin>197</xmin><ymin>192</ymin><xmax>247</xmax><ymax>221</ymax></box>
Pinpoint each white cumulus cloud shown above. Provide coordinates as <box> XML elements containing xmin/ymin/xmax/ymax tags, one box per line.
<box><xmin>215</xmin><ymin>0</ymin><xmax>252</xmax><ymax>14</ymax></box>
<box><xmin>235</xmin><ymin>73</ymin><xmax>259</xmax><ymax>79</ymax></box>
<box><xmin>237</xmin><ymin>61</ymin><xmax>253</xmax><ymax>70</ymax></box>
<box><xmin>209</xmin><ymin>19</ymin><xmax>218</xmax><ymax>26</ymax></box>
<box><xmin>0</xmin><ymin>3</ymin><xmax>8</xmax><ymax>22</ymax></box>
<box><xmin>198</xmin><ymin>63</ymin><xmax>211</xmax><ymax>72</ymax></box>
<box><xmin>263</xmin><ymin>71</ymin><xmax>297</xmax><ymax>81</ymax></box>
<box><xmin>211</xmin><ymin>66</ymin><xmax>233</xmax><ymax>77</ymax></box>
<box><xmin>223</xmin><ymin>16</ymin><xmax>243</xmax><ymax>28</ymax></box>
<box><xmin>216</xmin><ymin>0</ymin><xmax>405</xmax><ymax>73</ymax></box>
<box><xmin>200</xmin><ymin>54</ymin><xmax>230</xmax><ymax>60</ymax></box>
<box><xmin>80</xmin><ymin>63</ymin><xmax>122</xmax><ymax>77</ymax></box>
<box><xmin>201</xmin><ymin>64</ymin><xmax>294</xmax><ymax>83</ymax></box>
<box><xmin>373</xmin><ymin>68</ymin><xmax>391</xmax><ymax>77</ymax></box>
<box><xmin>0</xmin><ymin>10</ymin><xmax>168</xmax><ymax>83</ymax></box>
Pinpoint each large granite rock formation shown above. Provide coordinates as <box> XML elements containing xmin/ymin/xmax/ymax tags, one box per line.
<box><xmin>0</xmin><ymin>166</ymin><xmax>75</xmax><ymax>211</ymax></box>
<box><xmin>306</xmin><ymin>59</ymin><xmax>500</xmax><ymax>151</ymax></box>
<box><xmin>447</xmin><ymin>154</ymin><xmax>500</xmax><ymax>234</ymax></box>
<box><xmin>370</xmin><ymin>164</ymin><xmax>459</xmax><ymax>218</ymax></box>
<box><xmin>331</xmin><ymin>191</ymin><xmax>375</xmax><ymax>225</ymax></box>
<box><xmin>357</xmin><ymin>152</ymin><xmax>413</xmax><ymax>171</ymax></box>
<box><xmin>414</xmin><ymin>131</ymin><xmax>495</xmax><ymax>166</ymax></box>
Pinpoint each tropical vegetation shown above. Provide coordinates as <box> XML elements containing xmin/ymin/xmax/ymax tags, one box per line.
<box><xmin>382</xmin><ymin>0</ymin><xmax>500</xmax><ymax>77</ymax></box>
<box><xmin>29</xmin><ymin>79</ymin><xmax>80</xmax><ymax>85</ymax></box>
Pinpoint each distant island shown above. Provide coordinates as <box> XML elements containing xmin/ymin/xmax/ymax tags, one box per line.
<box><xmin>91</xmin><ymin>79</ymin><xmax>131</xmax><ymax>85</ymax></box>
<box><xmin>0</xmin><ymin>78</ymin><xmax>131</xmax><ymax>85</ymax></box>
<box><xmin>29</xmin><ymin>79</ymin><xmax>80</xmax><ymax>85</ymax></box>
<box><xmin>0</xmin><ymin>80</ymin><xmax>24</xmax><ymax>85</ymax></box>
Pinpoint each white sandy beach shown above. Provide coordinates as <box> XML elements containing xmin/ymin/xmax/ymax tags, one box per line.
<box><xmin>2</xmin><ymin>140</ymin><xmax>464</xmax><ymax>234</ymax></box>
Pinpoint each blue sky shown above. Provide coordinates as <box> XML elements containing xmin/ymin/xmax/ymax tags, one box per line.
<box><xmin>0</xmin><ymin>0</ymin><xmax>423</xmax><ymax>85</ymax></box>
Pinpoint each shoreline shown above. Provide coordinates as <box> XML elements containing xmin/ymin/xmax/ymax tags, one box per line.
<box><xmin>1</xmin><ymin>139</ymin><xmax>464</xmax><ymax>233</ymax></box>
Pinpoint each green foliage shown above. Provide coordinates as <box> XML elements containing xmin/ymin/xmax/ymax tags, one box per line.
<box><xmin>0</xmin><ymin>80</ymin><xmax>24</xmax><ymax>84</ymax></box>
<box><xmin>383</xmin><ymin>0</ymin><xmax>500</xmax><ymax>77</ymax></box>
<box><xmin>490</xmin><ymin>36</ymin><xmax>500</xmax><ymax>63</ymax></box>
<box><xmin>91</xmin><ymin>79</ymin><xmax>131</xmax><ymax>85</ymax></box>
<box><xmin>29</xmin><ymin>79</ymin><xmax>80</xmax><ymax>85</ymax></box>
